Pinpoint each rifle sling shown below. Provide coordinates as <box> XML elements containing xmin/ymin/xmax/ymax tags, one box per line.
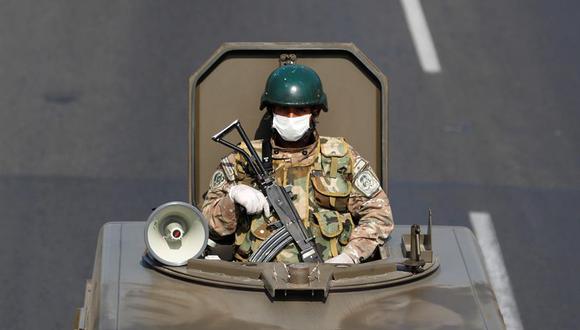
<box><xmin>261</xmin><ymin>138</ymin><xmax>273</xmax><ymax>174</ymax></box>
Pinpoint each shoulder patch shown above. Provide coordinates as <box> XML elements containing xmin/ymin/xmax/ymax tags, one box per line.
<box><xmin>320</xmin><ymin>136</ymin><xmax>348</xmax><ymax>157</ymax></box>
<box><xmin>354</xmin><ymin>169</ymin><xmax>381</xmax><ymax>198</ymax></box>
<box><xmin>220</xmin><ymin>157</ymin><xmax>236</xmax><ymax>181</ymax></box>
<box><xmin>210</xmin><ymin>169</ymin><xmax>227</xmax><ymax>189</ymax></box>
<box><xmin>353</xmin><ymin>156</ymin><xmax>368</xmax><ymax>176</ymax></box>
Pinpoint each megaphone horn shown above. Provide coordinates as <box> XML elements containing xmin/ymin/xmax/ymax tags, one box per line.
<box><xmin>144</xmin><ymin>201</ymin><xmax>209</xmax><ymax>266</ymax></box>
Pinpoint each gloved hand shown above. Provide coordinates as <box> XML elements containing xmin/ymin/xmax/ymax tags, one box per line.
<box><xmin>325</xmin><ymin>252</ymin><xmax>355</xmax><ymax>264</ymax></box>
<box><xmin>228</xmin><ymin>184</ymin><xmax>270</xmax><ymax>217</ymax></box>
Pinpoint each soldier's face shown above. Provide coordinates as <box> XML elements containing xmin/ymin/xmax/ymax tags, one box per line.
<box><xmin>273</xmin><ymin>106</ymin><xmax>318</xmax><ymax>118</ymax></box>
<box><xmin>271</xmin><ymin>106</ymin><xmax>320</xmax><ymax>142</ymax></box>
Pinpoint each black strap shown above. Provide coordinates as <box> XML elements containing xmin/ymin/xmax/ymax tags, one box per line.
<box><xmin>261</xmin><ymin>139</ymin><xmax>273</xmax><ymax>174</ymax></box>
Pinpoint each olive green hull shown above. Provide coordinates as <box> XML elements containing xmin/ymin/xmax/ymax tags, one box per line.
<box><xmin>76</xmin><ymin>223</ymin><xmax>504</xmax><ymax>330</ymax></box>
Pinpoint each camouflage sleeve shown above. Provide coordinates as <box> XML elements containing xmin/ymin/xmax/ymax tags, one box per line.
<box><xmin>342</xmin><ymin>147</ymin><xmax>394</xmax><ymax>263</ymax></box>
<box><xmin>201</xmin><ymin>153</ymin><xmax>240</xmax><ymax>237</ymax></box>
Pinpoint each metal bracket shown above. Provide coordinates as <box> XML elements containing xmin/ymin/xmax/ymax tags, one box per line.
<box><xmin>401</xmin><ymin>209</ymin><xmax>435</xmax><ymax>272</ymax></box>
<box><xmin>279</xmin><ymin>53</ymin><xmax>297</xmax><ymax>66</ymax></box>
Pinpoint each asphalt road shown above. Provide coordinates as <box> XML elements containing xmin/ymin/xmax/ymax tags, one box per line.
<box><xmin>1</xmin><ymin>1</ymin><xmax>578</xmax><ymax>329</ymax></box>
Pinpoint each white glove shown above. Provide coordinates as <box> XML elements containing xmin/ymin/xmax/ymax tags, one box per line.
<box><xmin>325</xmin><ymin>252</ymin><xmax>355</xmax><ymax>264</ymax></box>
<box><xmin>228</xmin><ymin>184</ymin><xmax>270</xmax><ymax>217</ymax></box>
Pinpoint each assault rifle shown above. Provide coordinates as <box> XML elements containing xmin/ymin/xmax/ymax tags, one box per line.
<box><xmin>212</xmin><ymin>120</ymin><xmax>323</xmax><ymax>263</ymax></box>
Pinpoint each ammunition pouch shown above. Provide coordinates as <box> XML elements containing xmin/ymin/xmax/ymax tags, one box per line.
<box><xmin>311</xmin><ymin>137</ymin><xmax>353</xmax><ymax>212</ymax></box>
<box><xmin>311</xmin><ymin>210</ymin><xmax>355</xmax><ymax>258</ymax></box>
<box><xmin>312</xmin><ymin>175</ymin><xmax>351</xmax><ymax>212</ymax></box>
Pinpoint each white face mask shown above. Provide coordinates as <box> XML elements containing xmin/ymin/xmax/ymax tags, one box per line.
<box><xmin>272</xmin><ymin>114</ymin><xmax>312</xmax><ymax>142</ymax></box>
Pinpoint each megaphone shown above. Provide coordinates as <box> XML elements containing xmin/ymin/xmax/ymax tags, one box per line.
<box><xmin>144</xmin><ymin>201</ymin><xmax>209</xmax><ymax>266</ymax></box>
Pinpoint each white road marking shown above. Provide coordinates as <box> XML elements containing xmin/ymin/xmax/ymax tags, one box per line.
<box><xmin>400</xmin><ymin>0</ymin><xmax>442</xmax><ymax>73</ymax></box>
<box><xmin>469</xmin><ymin>211</ymin><xmax>524</xmax><ymax>330</ymax></box>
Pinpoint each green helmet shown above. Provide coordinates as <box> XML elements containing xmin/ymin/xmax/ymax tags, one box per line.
<box><xmin>260</xmin><ymin>64</ymin><xmax>328</xmax><ymax>111</ymax></box>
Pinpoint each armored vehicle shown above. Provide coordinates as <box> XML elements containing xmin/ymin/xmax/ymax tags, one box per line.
<box><xmin>74</xmin><ymin>43</ymin><xmax>506</xmax><ymax>330</ymax></box>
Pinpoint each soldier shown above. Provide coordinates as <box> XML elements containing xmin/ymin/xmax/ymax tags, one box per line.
<box><xmin>202</xmin><ymin>64</ymin><xmax>393</xmax><ymax>264</ymax></box>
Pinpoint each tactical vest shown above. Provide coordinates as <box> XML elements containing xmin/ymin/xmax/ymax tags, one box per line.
<box><xmin>228</xmin><ymin>137</ymin><xmax>355</xmax><ymax>263</ymax></box>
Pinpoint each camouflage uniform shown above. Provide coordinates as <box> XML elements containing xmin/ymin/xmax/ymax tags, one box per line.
<box><xmin>202</xmin><ymin>134</ymin><xmax>394</xmax><ymax>263</ymax></box>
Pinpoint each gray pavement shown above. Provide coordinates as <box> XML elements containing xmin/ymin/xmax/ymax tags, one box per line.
<box><xmin>0</xmin><ymin>1</ymin><xmax>578</xmax><ymax>329</ymax></box>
